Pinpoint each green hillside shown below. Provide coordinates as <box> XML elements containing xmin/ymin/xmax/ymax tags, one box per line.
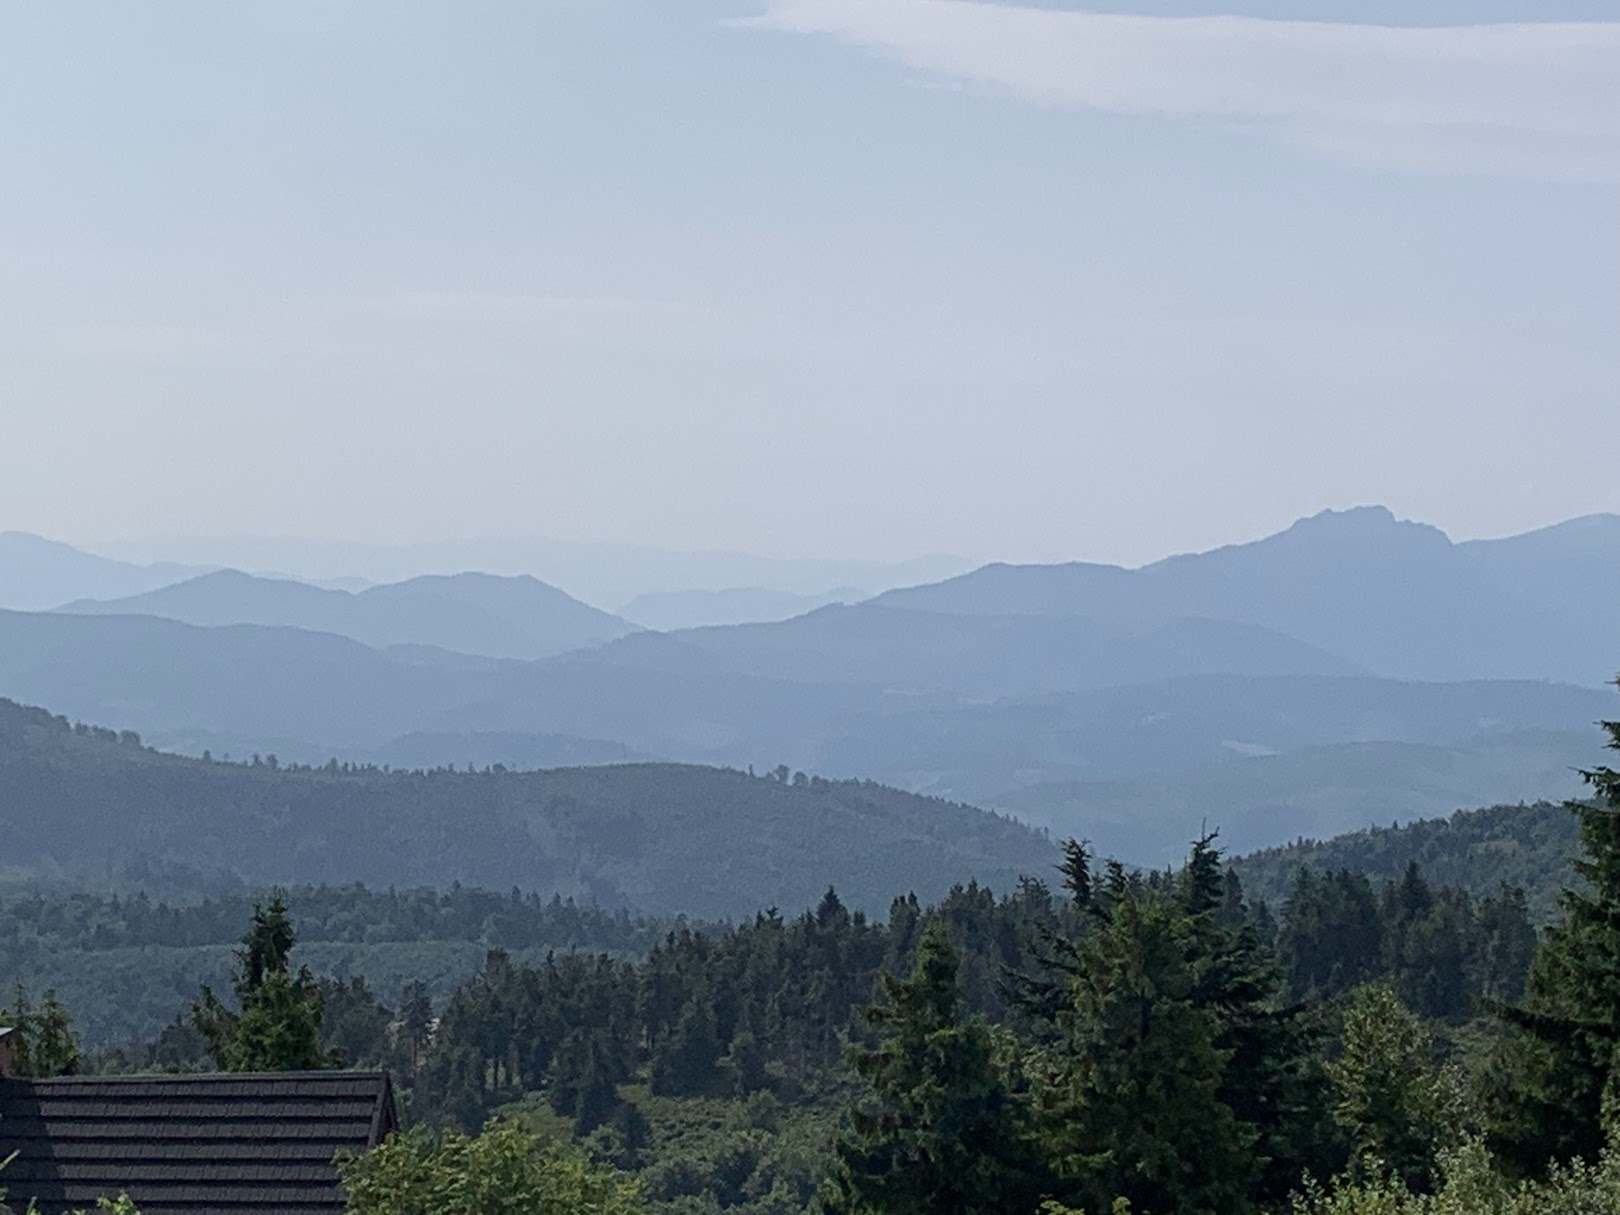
<box><xmin>0</xmin><ymin>698</ymin><xmax>1054</xmax><ymax>920</ymax></box>
<box><xmin>1232</xmin><ymin>799</ymin><xmax>1582</xmax><ymax>923</ymax></box>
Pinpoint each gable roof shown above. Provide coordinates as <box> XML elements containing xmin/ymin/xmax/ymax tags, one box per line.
<box><xmin>0</xmin><ymin>1070</ymin><xmax>396</xmax><ymax>1215</ymax></box>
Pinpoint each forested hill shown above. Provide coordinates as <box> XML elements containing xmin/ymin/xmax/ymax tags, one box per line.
<box><xmin>0</xmin><ymin>698</ymin><xmax>1054</xmax><ymax>919</ymax></box>
<box><xmin>1232</xmin><ymin>799</ymin><xmax>1582</xmax><ymax>922</ymax></box>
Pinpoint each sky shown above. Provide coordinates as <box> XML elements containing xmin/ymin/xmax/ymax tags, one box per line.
<box><xmin>1</xmin><ymin>0</ymin><xmax>1616</xmax><ymax>569</ymax></box>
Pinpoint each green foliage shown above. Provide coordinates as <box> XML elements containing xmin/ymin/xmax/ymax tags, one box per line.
<box><xmin>1035</xmin><ymin>866</ymin><xmax>1259</xmax><ymax>1215</ymax></box>
<box><xmin>552</xmin><ymin>1085</ymin><xmax>842</xmax><ymax>1215</ymax></box>
<box><xmin>824</xmin><ymin>918</ymin><xmax>1044</xmax><ymax>1215</ymax></box>
<box><xmin>337</xmin><ymin>1120</ymin><xmax>643</xmax><ymax>1215</ymax></box>
<box><xmin>650</xmin><ymin>989</ymin><xmax>727</xmax><ymax>1100</ymax></box>
<box><xmin>50</xmin><ymin>834</ymin><xmax>1538</xmax><ymax>1212</ymax></box>
<box><xmin>1272</xmin><ymin>860</ymin><xmax>1537</xmax><ymax>1019</ymax></box>
<box><xmin>1292</xmin><ymin>1136</ymin><xmax>1620</xmax><ymax>1214</ymax></box>
<box><xmin>0</xmin><ymin>883</ymin><xmax>685</xmax><ymax>1048</ymax></box>
<box><xmin>0</xmin><ymin>983</ymin><xmax>82</xmax><ymax>1077</ymax></box>
<box><xmin>1237</xmin><ymin>801</ymin><xmax>1580</xmax><ymax>925</ymax></box>
<box><xmin>188</xmin><ymin>896</ymin><xmax>331</xmax><ymax>1071</ymax></box>
<box><xmin>1488</xmin><ymin>682</ymin><xmax>1620</xmax><ymax>1176</ymax></box>
<box><xmin>1326</xmin><ymin>985</ymin><xmax>1463</xmax><ymax>1192</ymax></box>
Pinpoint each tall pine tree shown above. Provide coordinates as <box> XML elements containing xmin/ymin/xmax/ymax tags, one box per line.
<box><xmin>825</xmin><ymin>917</ymin><xmax>1044</xmax><ymax>1215</ymax></box>
<box><xmin>190</xmin><ymin>896</ymin><xmax>331</xmax><ymax>1072</ymax></box>
<box><xmin>1489</xmin><ymin>682</ymin><xmax>1620</xmax><ymax>1175</ymax></box>
<box><xmin>1036</xmin><ymin>875</ymin><xmax>1257</xmax><ymax>1215</ymax></box>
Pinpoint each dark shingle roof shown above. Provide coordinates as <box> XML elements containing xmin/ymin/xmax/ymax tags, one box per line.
<box><xmin>0</xmin><ymin>1071</ymin><xmax>396</xmax><ymax>1215</ymax></box>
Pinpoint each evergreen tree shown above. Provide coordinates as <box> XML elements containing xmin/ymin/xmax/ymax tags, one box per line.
<box><xmin>1183</xmin><ymin>837</ymin><xmax>1338</xmax><ymax>1207</ymax></box>
<box><xmin>0</xmin><ymin>984</ymin><xmax>81</xmax><ymax>1077</ymax></box>
<box><xmin>1037</xmin><ymin>877</ymin><xmax>1257</xmax><ymax>1215</ymax></box>
<box><xmin>549</xmin><ymin>1027</ymin><xmax>628</xmax><ymax>1134</ymax></box>
<box><xmin>1326</xmin><ymin>984</ymin><xmax>1453</xmax><ymax>1193</ymax></box>
<box><xmin>1489</xmin><ymin>684</ymin><xmax>1620</xmax><ymax>1175</ymax></box>
<box><xmin>399</xmin><ymin>979</ymin><xmax>435</xmax><ymax>1069</ymax></box>
<box><xmin>649</xmin><ymin>988</ymin><xmax>726</xmax><ymax>1098</ymax></box>
<box><xmin>1057</xmin><ymin>839</ymin><xmax>1093</xmax><ymax>911</ymax></box>
<box><xmin>189</xmin><ymin>896</ymin><xmax>331</xmax><ymax>1072</ymax></box>
<box><xmin>825</xmin><ymin>918</ymin><xmax>1043</xmax><ymax>1215</ymax></box>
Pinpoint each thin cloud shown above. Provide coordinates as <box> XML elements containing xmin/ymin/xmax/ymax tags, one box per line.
<box><xmin>741</xmin><ymin>0</ymin><xmax>1620</xmax><ymax>180</ymax></box>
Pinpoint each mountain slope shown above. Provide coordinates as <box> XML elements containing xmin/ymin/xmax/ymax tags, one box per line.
<box><xmin>997</xmin><ymin>729</ymin><xmax>1595</xmax><ymax>868</ymax></box>
<box><xmin>0</xmin><ymin>532</ymin><xmax>200</xmax><ymax>612</ymax></box>
<box><xmin>1141</xmin><ymin>507</ymin><xmax>1578</xmax><ymax>683</ymax></box>
<box><xmin>59</xmin><ymin>569</ymin><xmax>637</xmax><ymax>659</ymax></box>
<box><xmin>0</xmin><ymin>697</ymin><xmax>1056</xmax><ymax>919</ymax></box>
<box><xmin>0</xmin><ymin>609</ymin><xmax>894</xmax><ymax>761</ymax></box>
<box><xmin>806</xmin><ymin>673</ymin><xmax>1615</xmax><ymax>804</ymax></box>
<box><xmin>2</xmin><ymin>609</ymin><xmax>1605</xmax><ymax>869</ymax></box>
<box><xmin>1232</xmin><ymin>800</ymin><xmax>1582</xmax><ymax>925</ymax></box>
<box><xmin>872</xmin><ymin>507</ymin><xmax>1617</xmax><ymax>685</ymax></box>
<box><xmin>654</xmin><ymin>604</ymin><xmax>1362</xmax><ymax>698</ymax></box>
<box><xmin>619</xmin><ymin>586</ymin><xmax>864</xmax><ymax>630</ymax></box>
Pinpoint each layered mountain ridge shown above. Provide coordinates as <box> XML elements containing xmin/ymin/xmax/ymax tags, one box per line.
<box><xmin>2</xmin><ymin>505</ymin><xmax>1615</xmax><ymax>866</ymax></box>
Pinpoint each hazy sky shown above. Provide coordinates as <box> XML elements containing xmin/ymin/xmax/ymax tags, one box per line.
<box><xmin>2</xmin><ymin>0</ymin><xmax>1616</xmax><ymax>567</ymax></box>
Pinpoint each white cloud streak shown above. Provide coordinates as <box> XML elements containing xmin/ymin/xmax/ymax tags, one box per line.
<box><xmin>742</xmin><ymin>0</ymin><xmax>1620</xmax><ymax>180</ymax></box>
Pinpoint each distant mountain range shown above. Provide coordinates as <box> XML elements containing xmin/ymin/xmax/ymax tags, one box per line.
<box><xmin>0</xmin><ymin>531</ymin><xmax>206</xmax><ymax>611</ymax></box>
<box><xmin>874</xmin><ymin>507</ymin><xmax>1620</xmax><ymax>686</ymax></box>
<box><xmin>85</xmin><ymin>532</ymin><xmax>975</xmax><ymax>611</ymax></box>
<box><xmin>651</xmin><ymin>605</ymin><xmax>1361</xmax><ymax>697</ymax></box>
<box><xmin>618</xmin><ymin>586</ymin><xmax>864</xmax><ymax>631</ymax></box>
<box><xmin>1</xmin><ymin>505</ymin><xmax>1616</xmax><ymax>870</ymax></box>
<box><xmin>59</xmin><ymin>569</ymin><xmax>638</xmax><ymax>660</ymax></box>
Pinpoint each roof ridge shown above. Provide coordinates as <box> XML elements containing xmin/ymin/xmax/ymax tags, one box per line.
<box><xmin>6</xmin><ymin>1069</ymin><xmax>389</xmax><ymax>1085</ymax></box>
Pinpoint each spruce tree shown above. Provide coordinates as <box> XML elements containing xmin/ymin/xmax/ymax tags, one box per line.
<box><xmin>1037</xmin><ymin>878</ymin><xmax>1256</xmax><ymax>1215</ymax></box>
<box><xmin>190</xmin><ymin>896</ymin><xmax>331</xmax><ymax>1072</ymax></box>
<box><xmin>1182</xmin><ymin>835</ymin><xmax>1336</xmax><ymax>1207</ymax></box>
<box><xmin>648</xmin><ymin>988</ymin><xmax>726</xmax><ymax>1098</ymax></box>
<box><xmin>1489</xmin><ymin>683</ymin><xmax>1620</xmax><ymax>1174</ymax></box>
<box><xmin>1326</xmin><ymin>984</ymin><xmax>1452</xmax><ymax>1192</ymax></box>
<box><xmin>825</xmin><ymin>917</ymin><xmax>1043</xmax><ymax>1215</ymax></box>
<box><xmin>0</xmin><ymin>984</ymin><xmax>81</xmax><ymax>1077</ymax></box>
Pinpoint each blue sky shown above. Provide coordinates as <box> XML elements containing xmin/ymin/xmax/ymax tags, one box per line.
<box><xmin>1</xmin><ymin>1</ymin><xmax>1615</xmax><ymax>567</ymax></box>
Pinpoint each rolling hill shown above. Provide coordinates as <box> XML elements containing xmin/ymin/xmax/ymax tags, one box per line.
<box><xmin>1231</xmin><ymin>800</ymin><xmax>1585</xmax><ymax>925</ymax></box>
<box><xmin>59</xmin><ymin>568</ymin><xmax>637</xmax><ymax>660</ymax></box>
<box><xmin>0</xmin><ymin>697</ymin><xmax>1056</xmax><ymax>920</ymax></box>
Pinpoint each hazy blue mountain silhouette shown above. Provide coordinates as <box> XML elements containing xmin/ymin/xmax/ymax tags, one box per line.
<box><xmin>800</xmin><ymin>673</ymin><xmax>1612</xmax><ymax>857</ymax></box>
<box><xmin>4</xmin><ymin>507</ymin><xmax>1617</xmax><ymax>867</ymax></box>
<box><xmin>59</xmin><ymin>568</ymin><xmax>637</xmax><ymax>660</ymax></box>
<box><xmin>0</xmin><ymin>532</ymin><xmax>202</xmax><ymax>612</ymax></box>
<box><xmin>0</xmin><ymin>609</ymin><xmax>894</xmax><ymax>760</ymax></box>
<box><xmin>619</xmin><ymin>585</ymin><xmax>864</xmax><ymax>630</ymax></box>
<box><xmin>994</xmin><ymin>729</ymin><xmax>1596</xmax><ymax>867</ymax></box>
<box><xmin>872</xmin><ymin>506</ymin><xmax>1619</xmax><ymax>685</ymax></box>
<box><xmin>645</xmin><ymin>603</ymin><xmax>1362</xmax><ymax>698</ymax></box>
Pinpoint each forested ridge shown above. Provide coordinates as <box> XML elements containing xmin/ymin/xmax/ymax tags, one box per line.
<box><xmin>1235</xmin><ymin>799</ymin><xmax>1582</xmax><ymax>923</ymax></box>
<box><xmin>0</xmin><ymin>697</ymin><xmax>1051</xmax><ymax>918</ymax></box>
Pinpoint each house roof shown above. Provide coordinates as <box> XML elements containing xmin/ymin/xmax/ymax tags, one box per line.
<box><xmin>0</xmin><ymin>1070</ymin><xmax>396</xmax><ymax>1215</ymax></box>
